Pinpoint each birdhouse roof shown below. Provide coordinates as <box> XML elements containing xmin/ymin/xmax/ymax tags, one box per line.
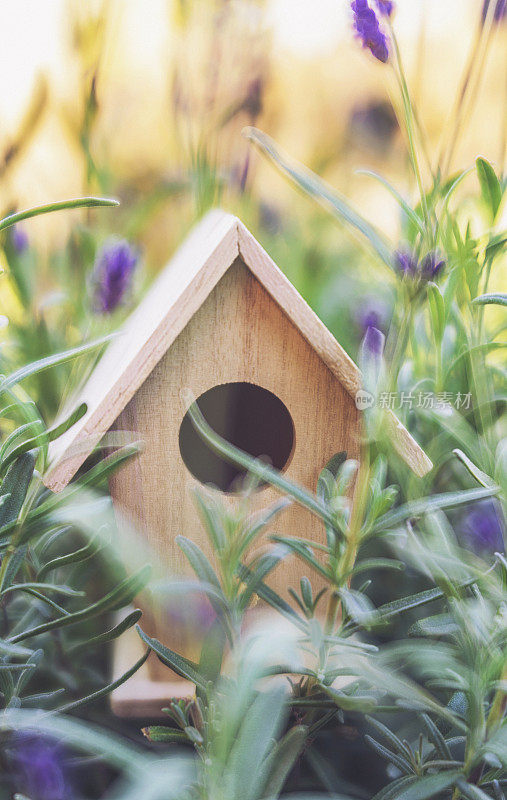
<box><xmin>45</xmin><ymin>210</ymin><xmax>432</xmax><ymax>491</ymax></box>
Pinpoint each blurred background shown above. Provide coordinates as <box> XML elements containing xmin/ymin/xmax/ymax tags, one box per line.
<box><xmin>0</xmin><ymin>0</ymin><xmax>505</xmax><ymax>391</ymax></box>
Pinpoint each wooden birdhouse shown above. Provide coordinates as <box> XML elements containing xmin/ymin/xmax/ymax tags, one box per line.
<box><xmin>45</xmin><ymin>210</ymin><xmax>431</xmax><ymax>716</ymax></box>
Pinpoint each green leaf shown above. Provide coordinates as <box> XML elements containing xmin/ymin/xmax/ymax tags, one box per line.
<box><xmin>9</xmin><ymin>565</ymin><xmax>151</xmax><ymax>643</ymax></box>
<box><xmin>225</xmin><ymin>685</ymin><xmax>287</xmax><ymax>800</ymax></box>
<box><xmin>244</xmin><ymin>126</ymin><xmax>393</xmax><ymax>267</ymax></box>
<box><xmin>239</xmin><ymin>547</ymin><xmax>287</xmax><ymax>610</ymax></box>
<box><xmin>357</xmin><ymin>170</ymin><xmax>425</xmax><ymax>234</ymax></box>
<box><xmin>476</xmin><ymin>157</ymin><xmax>502</xmax><ymax>220</ymax></box>
<box><xmin>271</xmin><ymin>536</ymin><xmax>330</xmax><ymax>579</ymax></box>
<box><xmin>0</xmin><ymin>338</ymin><xmax>114</xmax><ymax>394</ymax></box>
<box><xmin>365</xmin><ymin>735</ymin><xmax>413</xmax><ymax>774</ymax></box>
<box><xmin>365</xmin><ymin>715</ymin><xmax>409</xmax><ymax>756</ymax></box>
<box><xmin>259</xmin><ymin>725</ymin><xmax>308</xmax><ymax>799</ymax></box>
<box><xmin>176</xmin><ymin>536</ymin><xmax>221</xmax><ymax>590</ymax></box>
<box><xmin>136</xmin><ymin>626</ymin><xmax>206</xmax><ymax>690</ymax></box>
<box><xmin>325</xmin><ymin>689</ymin><xmax>377</xmax><ymax>713</ymax></box>
<box><xmin>57</xmin><ymin>648</ymin><xmax>150</xmax><ymax>714</ymax></box>
<box><xmin>1</xmin><ymin>545</ymin><xmax>27</xmax><ymax>591</ymax></box>
<box><xmin>339</xmin><ymin>588</ymin><xmax>377</xmax><ymax>628</ymax></box>
<box><xmin>372</xmin><ymin>776</ymin><xmax>418</xmax><ymax>800</ymax></box>
<box><xmin>141</xmin><ymin>726</ymin><xmax>189</xmax><ymax>744</ymax></box>
<box><xmin>427</xmin><ymin>282</ymin><xmax>445</xmax><ymax>343</ymax></box>
<box><xmin>384</xmin><ymin>770</ymin><xmax>462</xmax><ymax>800</ymax></box>
<box><xmin>420</xmin><ymin>714</ymin><xmax>452</xmax><ymax>760</ymax></box>
<box><xmin>408</xmin><ymin>613</ymin><xmax>459</xmax><ymax>638</ymax></box>
<box><xmin>351</xmin><ymin>558</ymin><xmax>405</xmax><ymax>577</ymax></box>
<box><xmin>0</xmin><ymin>404</ymin><xmax>87</xmax><ymax>475</ymax></box>
<box><xmin>236</xmin><ymin>563</ymin><xmax>306</xmax><ymax>630</ymax></box>
<box><xmin>374</xmin><ymin>587</ymin><xmax>446</xmax><ymax>622</ymax></box>
<box><xmin>374</xmin><ymin>486</ymin><xmax>499</xmax><ymax>532</ymax></box>
<box><xmin>198</xmin><ymin>619</ymin><xmax>226</xmax><ymax>685</ymax></box>
<box><xmin>1</xmin><ymin>582</ymin><xmax>85</xmax><ymax>599</ymax></box>
<box><xmin>0</xmin><ymin>197</ymin><xmax>119</xmax><ymax>232</ymax></box>
<box><xmin>0</xmin><ymin>452</ymin><xmax>35</xmax><ymax>530</ymax></box>
<box><xmin>455</xmin><ymin>780</ymin><xmax>493</xmax><ymax>800</ymax></box>
<box><xmin>472</xmin><ymin>293</ymin><xmax>507</xmax><ymax>308</ymax></box>
<box><xmin>68</xmin><ymin>609</ymin><xmax>143</xmax><ymax>654</ymax></box>
<box><xmin>37</xmin><ymin>538</ymin><xmax>99</xmax><ymax>580</ymax></box>
<box><xmin>453</xmin><ymin>449</ymin><xmax>495</xmax><ymax>488</ymax></box>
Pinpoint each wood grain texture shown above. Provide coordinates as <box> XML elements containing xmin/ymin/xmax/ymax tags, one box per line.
<box><xmin>109</xmin><ymin>257</ymin><xmax>361</xmax><ymax>680</ymax></box>
<box><xmin>44</xmin><ymin>210</ymin><xmax>432</xmax><ymax>492</ymax></box>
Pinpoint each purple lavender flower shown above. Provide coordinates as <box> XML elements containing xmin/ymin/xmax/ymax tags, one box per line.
<box><xmin>91</xmin><ymin>238</ymin><xmax>139</xmax><ymax>314</ymax></box>
<box><xmin>393</xmin><ymin>248</ymin><xmax>446</xmax><ymax>283</ymax></box>
<box><xmin>11</xmin><ymin>733</ymin><xmax>69</xmax><ymax>800</ymax></box>
<box><xmin>393</xmin><ymin>249</ymin><xmax>418</xmax><ymax>277</ymax></box>
<box><xmin>375</xmin><ymin>0</ymin><xmax>394</xmax><ymax>17</ymax></box>
<box><xmin>363</xmin><ymin>324</ymin><xmax>385</xmax><ymax>357</ymax></box>
<box><xmin>459</xmin><ymin>499</ymin><xmax>505</xmax><ymax>560</ymax></box>
<box><xmin>354</xmin><ymin>295</ymin><xmax>390</xmax><ymax>335</ymax></box>
<box><xmin>351</xmin><ymin>0</ymin><xmax>390</xmax><ymax>63</ymax></box>
<box><xmin>11</xmin><ymin>225</ymin><xmax>29</xmax><ymax>254</ymax></box>
<box><xmin>482</xmin><ymin>0</ymin><xmax>507</xmax><ymax>24</ymax></box>
<box><xmin>421</xmin><ymin>251</ymin><xmax>446</xmax><ymax>280</ymax></box>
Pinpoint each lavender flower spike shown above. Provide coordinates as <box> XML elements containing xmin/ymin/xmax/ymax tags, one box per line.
<box><xmin>421</xmin><ymin>251</ymin><xmax>446</xmax><ymax>281</ymax></box>
<box><xmin>351</xmin><ymin>0</ymin><xmax>390</xmax><ymax>63</ymax></box>
<box><xmin>12</xmin><ymin>732</ymin><xmax>70</xmax><ymax>800</ymax></box>
<box><xmin>375</xmin><ymin>0</ymin><xmax>394</xmax><ymax>17</ymax></box>
<box><xmin>482</xmin><ymin>0</ymin><xmax>507</xmax><ymax>24</ymax></box>
<box><xmin>91</xmin><ymin>238</ymin><xmax>139</xmax><ymax>315</ymax></box>
<box><xmin>393</xmin><ymin>249</ymin><xmax>418</xmax><ymax>277</ymax></box>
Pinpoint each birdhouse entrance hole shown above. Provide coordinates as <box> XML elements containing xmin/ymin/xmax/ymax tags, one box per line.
<box><xmin>178</xmin><ymin>382</ymin><xmax>295</xmax><ymax>493</ymax></box>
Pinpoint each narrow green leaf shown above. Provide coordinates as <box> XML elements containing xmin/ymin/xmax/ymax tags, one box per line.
<box><xmin>176</xmin><ymin>536</ymin><xmax>221</xmax><ymax>590</ymax></box>
<box><xmin>0</xmin><ymin>197</ymin><xmax>119</xmax><ymax>232</ymax></box>
<box><xmin>1</xmin><ymin>404</ymin><xmax>87</xmax><ymax>475</ymax></box>
<box><xmin>37</xmin><ymin>539</ymin><xmax>99</xmax><ymax>580</ymax></box>
<box><xmin>456</xmin><ymin>779</ymin><xmax>496</xmax><ymax>800</ymax></box>
<box><xmin>0</xmin><ymin>338</ymin><xmax>114</xmax><ymax>394</ymax></box>
<box><xmin>427</xmin><ymin>282</ymin><xmax>445</xmax><ymax>343</ymax></box>
<box><xmin>476</xmin><ymin>157</ymin><xmax>502</xmax><ymax>219</ymax></box>
<box><xmin>244</xmin><ymin>127</ymin><xmax>393</xmax><ymax>266</ymax></box>
<box><xmin>0</xmin><ymin>452</ymin><xmax>35</xmax><ymax>530</ymax></box>
<box><xmin>365</xmin><ymin>735</ymin><xmax>413</xmax><ymax>774</ymax></box>
<box><xmin>68</xmin><ymin>609</ymin><xmax>143</xmax><ymax>654</ymax></box>
<box><xmin>472</xmin><ymin>293</ymin><xmax>507</xmax><ymax>308</ymax></box>
<box><xmin>57</xmin><ymin>648</ymin><xmax>150</xmax><ymax>714</ymax></box>
<box><xmin>9</xmin><ymin>565</ymin><xmax>151</xmax><ymax>643</ymax></box>
<box><xmin>375</xmin><ymin>587</ymin><xmax>445</xmax><ymax>621</ymax></box>
<box><xmin>453</xmin><ymin>449</ymin><xmax>495</xmax><ymax>488</ymax></box>
<box><xmin>136</xmin><ymin>626</ymin><xmax>206</xmax><ymax>689</ymax></box>
<box><xmin>374</xmin><ymin>486</ymin><xmax>498</xmax><ymax>532</ymax></box>
<box><xmin>420</xmin><ymin>714</ymin><xmax>452</xmax><ymax>760</ymax></box>
<box><xmin>271</xmin><ymin>536</ymin><xmax>330</xmax><ymax>579</ymax></box>
<box><xmin>357</xmin><ymin>170</ymin><xmax>425</xmax><ymax>234</ymax></box>
<box><xmin>383</xmin><ymin>770</ymin><xmax>462</xmax><ymax>800</ymax></box>
<box><xmin>141</xmin><ymin>726</ymin><xmax>189</xmax><ymax>744</ymax></box>
<box><xmin>326</xmin><ymin>689</ymin><xmax>377</xmax><ymax>714</ymax></box>
<box><xmin>1</xmin><ymin>582</ymin><xmax>84</xmax><ymax>599</ymax></box>
<box><xmin>259</xmin><ymin>725</ymin><xmax>308</xmax><ymax>799</ymax></box>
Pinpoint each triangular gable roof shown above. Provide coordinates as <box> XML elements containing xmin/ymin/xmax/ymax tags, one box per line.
<box><xmin>45</xmin><ymin>210</ymin><xmax>432</xmax><ymax>491</ymax></box>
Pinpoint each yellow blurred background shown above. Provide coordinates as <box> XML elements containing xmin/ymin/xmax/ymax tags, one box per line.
<box><xmin>0</xmin><ymin>0</ymin><xmax>505</xmax><ymax>270</ymax></box>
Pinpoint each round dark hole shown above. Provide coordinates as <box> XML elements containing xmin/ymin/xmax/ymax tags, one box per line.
<box><xmin>178</xmin><ymin>382</ymin><xmax>295</xmax><ymax>493</ymax></box>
